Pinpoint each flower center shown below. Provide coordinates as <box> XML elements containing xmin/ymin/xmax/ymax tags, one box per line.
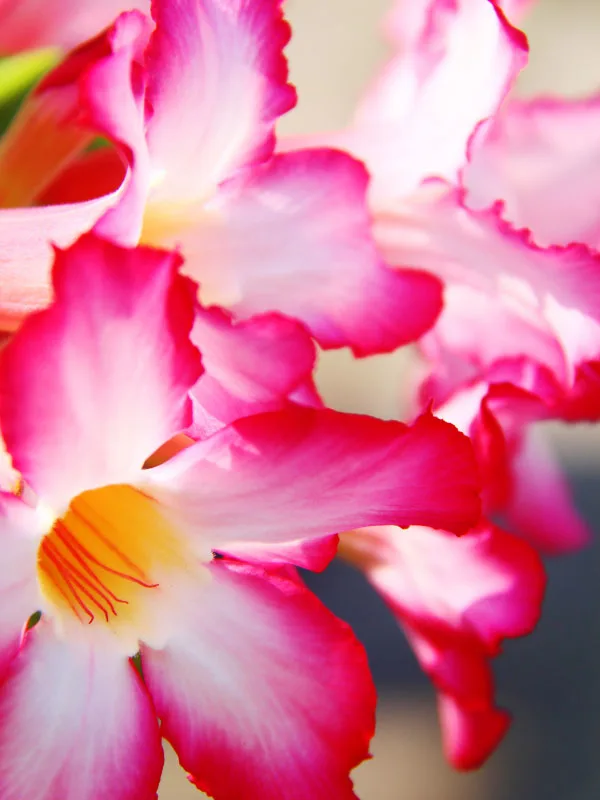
<box><xmin>37</xmin><ymin>484</ymin><xmax>187</xmax><ymax>648</ymax></box>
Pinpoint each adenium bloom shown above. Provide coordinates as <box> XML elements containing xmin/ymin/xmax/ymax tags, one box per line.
<box><xmin>0</xmin><ymin>233</ymin><xmax>481</xmax><ymax>799</ymax></box>
<box><xmin>0</xmin><ymin>0</ymin><xmax>443</xmax><ymax>356</ymax></box>
<box><xmin>339</xmin><ymin>519</ymin><xmax>545</xmax><ymax>770</ymax></box>
<box><xmin>0</xmin><ymin>0</ymin><xmax>150</xmax><ymax>54</ymax></box>
<box><xmin>284</xmin><ymin>0</ymin><xmax>598</xmax><ymax>554</ymax></box>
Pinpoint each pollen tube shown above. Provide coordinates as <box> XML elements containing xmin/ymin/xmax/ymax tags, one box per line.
<box><xmin>37</xmin><ymin>484</ymin><xmax>184</xmax><ymax>635</ymax></box>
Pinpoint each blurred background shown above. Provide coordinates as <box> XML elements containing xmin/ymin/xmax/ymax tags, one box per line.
<box><xmin>160</xmin><ymin>1</ymin><xmax>600</xmax><ymax>797</ymax></box>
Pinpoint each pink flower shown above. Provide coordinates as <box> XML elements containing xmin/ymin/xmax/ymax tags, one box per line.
<box><xmin>0</xmin><ymin>233</ymin><xmax>481</xmax><ymax>798</ymax></box>
<box><xmin>339</xmin><ymin>520</ymin><xmax>545</xmax><ymax>770</ymax></box>
<box><xmin>0</xmin><ymin>0</ymin><xmax>442</xmax><ymax>356</ymax></box>
<box><xmin>0</xmin><ymin>0</ymin><xmax>150</xmax><ymax>54</ymax></box>
<box><xmin>283</xmin><ymin>0</ymin><xmax>598</xmax><ymax>553</ymax></box>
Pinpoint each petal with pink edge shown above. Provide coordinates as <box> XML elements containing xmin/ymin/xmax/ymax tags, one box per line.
<box><xmin>0</xmin><ymin>0</ymin><xmax>150</xmax><ymax>53</ymax></box>
<box><xmin>220</xmin><ymin>535</ymin><xmax>340</xmax><ymax>572</ymax></box>
<box><xmin>0</xmin><ymin>621</ymin><xmax>163</xmax><ymax>800</ymax></box>
<box><xmin>376</xmin><ymin>184</ymin><xmax>600</xmax><ymax>387</ymax></box>
<box><xmin>346</xmin><ymin>0</ymin><xmax>528</xmax><ymax>201</ymax></box>
<box><xmin>142</xmin><ymin>559</ymin><xmax>374</xmax><ymax>800</ymax></box>
<box><xmin>143</xmin><ymin>407</ymin><xmax>481</xmax><ymax>549</ymax></box>
<box><xmin>170</xmin><ymin>149</ymin><xmax>443</xmax><ymax>354</ymax></box>
<box><xmin>0</xmin><ymin>11</ymin><xmax>153</xmax><ymax>331</ymax></box>
<box><xmin>339</xmin><ymin>521</ymin><xmax>545</xmax><ymax>768</ymax></box>
<box><xmin>437</xmin><ymin>693</ymin><xmax>510</xmax><ymax>771</ymax></box>
<box><xmin>143</xmin><ymin>0</ymin><xmax>296</xmax><ymax>205</ymax></box>
<box><xmin>190</xmin><ymin>305</ymin><xmax>317</xmax><ymax>434</ymax></box>
<box><xmin>465</xmin><ymin>95</ymin><xmax>600</xmax><ymax>248</ymax></box>
<box><xmin>0</xmin><ymin>233</ymin><xmax>202</xmax><ymax>509</ymax></box>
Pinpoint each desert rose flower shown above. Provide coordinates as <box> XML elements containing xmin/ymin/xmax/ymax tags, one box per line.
<box><xmin>283</xmin><ymin>0</ymin><xmax>599</xmax><ymax>554</ymax></box>
<box><xmin>0</xmin><ymin>233</ymin><xmax>481</xmax><ymax>799</ymax></box>
<box><xmin>0</xmin><ymin>0</ymin><xmax>443</xmax><ymax>356</ymax></box>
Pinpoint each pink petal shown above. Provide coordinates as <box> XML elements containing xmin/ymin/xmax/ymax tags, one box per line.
<box><xmin>174</xmin><ymin>149</ymin><xmax>443</xmax><ymax>354</ymax></box>
<box><xmin>347</xmin><ymin>0</ymin><xmax>528</xmax><ymax>201</ymax></box>
<box><xmin>0</xmin><ymin>496</ymin><xmax>40</xmax><ymax>680</ymax></box>
<box><xmin>142</xmin><ymin>559</ymin><xmax>374</xmax><ymax>800</ymax></box>
<box><xmin>82</xmin><ymin>11</ymin><xmax>154</xmax><ymax>245</ymax></box>
<box><xmin>143</xmin><ymin>407</ymin><xmax>481</xmax><ymax>549</ymax></box>
<box><xmin>376</xmin><ymin>184</ymin><xmax>600</xmax><ymax>387</ymax></box>
<box><xmin>0</xmin><ymin>233</ymin><xmax>202</xmax><ymax>509</ymax></box>
<box><xmin>465</xmin><ymin>95</ymin><xmax>600</xmax><ymax>247</ymax></box>
<box><xmin>143</xmin><ymin>0</ymin><xmax>296</xmax><ymax>204</ymax></box>
<box><xmin>0</xmin><ymin>197</ymin><xmax>122</xmax><ymax>331</ymax></box>
<box><xmin>221</xmin><ymin>535</ymin><xmax>340</xmax><ymax>573</ymax></box>
<box><xmin>0</xmin><ymin>621</ymin><xmax>163</xmax><ymax>800</ymax></box>
<box><xmin>190</xmin><ymin>306</ymin><xmax>318</xmax><ymax>434</ymax></box>
<box><xmin>437</xmin><ymin>693</ymin><xmax>510</xmax><ymax>771</ymax></box>
<box><xmin>0</xmin><ymin>0</ymin><xmax>150</xmax><ymax>53</ymax></box>
<box><xmin>430</xmin><ymin>364</ymin><xmax>591</xmax><ymax>554</ymax></box>
<box><xmin>341</xmin><ymin>520</ymin><xmax>545</xmax><ymax>768</ymax></box>
<box><xmin>506</xmin><ymin>428</ymin><xmax>592</xmax><ymax>554</ymax></box>
<box><xmin>0</xmin><ymin>11</ymin><xmax>153</xmax><ymax>331</ymax></box>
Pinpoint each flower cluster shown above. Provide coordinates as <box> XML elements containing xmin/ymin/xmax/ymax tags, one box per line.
<box><xmin>0</xmin><ymin>0</ymin><xmax>593</xmax><ymax>797</ymax></box>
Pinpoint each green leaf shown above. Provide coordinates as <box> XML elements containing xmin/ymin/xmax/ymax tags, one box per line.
<box><xmin>0</xmin><ymin>48</ymin><xmax>60</xmax><ymax>106</ymax></box>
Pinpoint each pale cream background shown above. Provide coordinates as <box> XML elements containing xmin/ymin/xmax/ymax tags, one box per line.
<box><xmin>159</xmin><ymin>1</ymin><xmax>600</xmax><ymax>797</ymax></box>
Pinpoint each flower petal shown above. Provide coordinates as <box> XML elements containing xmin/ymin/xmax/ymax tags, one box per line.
<box><xmin>437</xmin><ymin>693</ymin><xmax>510</xmax><ymax>771</ymax></box>
<box><xmin>220</xmin><ymin>535</ymin><xmax>340</xmax><ymax>573</ymax></box>
<box><xmin>506</xmin><ymin>428</ymin><xmax>592</xmax><ymax>554</ymax></box>
<box><xmin>189</xmin><ymin>306</ymin><xmax>317</xmax><ymax>434</ymax></box>
<box><xmin>376</xmin><ymin>184</ymin><xmax>600</xmax><ymax>387</ymax></box>
<box><xmin>170</xmin><ymin>149</ymin><xmax>443</xmax><ymax>354</ymax></box>
<box><xmin>0</xmin><ymin>620</ymin><xmax>163</xmax><ymax>800</ymax></box>
<box><xmin>0</xmin><ymin>496</ymin><xmax>40</xmax><ymax>679</ymax></box>
<box><xmin>465</xmin><ymin>95</ymin><xmax>600</xmax><ymax>247</ymax></box>
<box><xmin>142</xmin><ymin>559</ymin><xmax>374</xmax><ymax>800</ymax></box>
<box><xmin>0</xmin><ymin>0</ymin><xmax>150</xmax><ymax>53</ymax></box>
<box><xmin>340</xmin><ymin>520</ymin><xmax>545</xmax><ymax>768</ymax></box>
<box><xmin>0</xmin><ymin>10</ymin><xmax>153</xmax><ymax>331</ymax></box>
<box><xmin>348</xmin><ymin>0</ymin><xmax>528</xmax><ymax>201</ymax></box>
<box><xmin>144</xmin><ymin>406</ymin><xmax>480</xmax><ymax>549</ymax></box>
<box><xmin>143</xmin><ymin>0</ymin><xmax>295</xmax><ymax>205</ymax></box>
<box><xmin>0</xmin><ymin>233</ymin><xmax>202</xmax><ymax>509</ymax></box>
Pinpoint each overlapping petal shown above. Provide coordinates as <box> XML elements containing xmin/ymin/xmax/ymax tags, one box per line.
<box><xmin>340</xmin><ymin>521</ymin><xmax>545</xmax><ymax>769</ymax></box>
<box><xmin>163</xmin><ymin>149</ymin><xmax>443</xmax><ymax>354</ymax></box>
<box><xmin>142</xmin><ymin>559</ymin><xmax>375</xmax><ymax>800</ymax></box>
<box><xmin>429</xmin><ymin>363</ymin><xmax>591</xmax><ymax>554</ymax></box>
<box><xmin>143</xmin><ymin>406</ymin><xmax>481</xmax><ymax>549</ymax></box>
<box><xmin>465</xmin><ymin>95</ymin><xmax>600</xmax><ymax>248</ymax></box>
<box><xmin>144</xmin><ymin>0</ymin><xmax>295</xmax><ymax>204</ymax></box>
<box><xmin>0</xmin><ymin>621</ymin><xmax>163</xmax><ymax>800</ymax></box>
<box><xmin>0</xmin><ymin>10</ymin><xmax>153</xmax><ymax>330</ymax></box>
<box><xmin>0</xmin><ymin>0</ymin><xmax>150</xmax><ymax>53</ymax></box>
<box><xmin>189</xmin><ymin>305</ymin><xmax>318</xmax><ymax>435</ymax></box>
<box><xmin>0</xmin><ymin>234</ymin><xmax>202</xmax><ymax>509</ymax></box>
<box><xmin>339</xmin><ymin>0</ymin><xmax>527</xmax><ymax>202</ymax></box>
<box><xmin>376</xmin><ymin>184</ymin><xmax>600</xmax><ymax>388</ymax></box>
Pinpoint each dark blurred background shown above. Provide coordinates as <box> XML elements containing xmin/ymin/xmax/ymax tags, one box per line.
<box><xmin>160</xmin><ymin>1</ymin><xmax>600</xmax><ymax>796</ymax></box>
